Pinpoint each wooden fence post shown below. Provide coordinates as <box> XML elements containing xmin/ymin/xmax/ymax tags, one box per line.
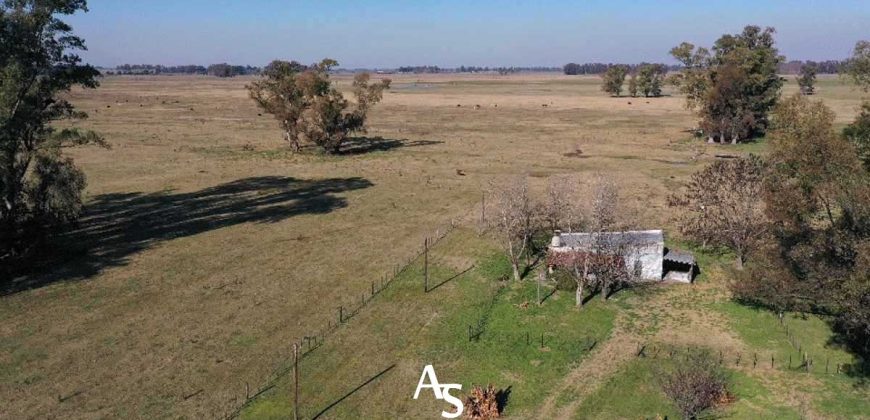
<box><xmin>293</xmin><ymin>344</ymin><xmax>299</xmax><ymax>420</ymax></box>
<box><xmin>424</xmin><ymin>238</ymin><xmax>429</xmax><ymax>292</ymax></box>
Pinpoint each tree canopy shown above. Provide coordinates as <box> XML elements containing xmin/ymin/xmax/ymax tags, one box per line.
<box><xmin>247</xmin><ymin>59</ymin><xmax>391</xmax><ymax>154</ymax></box>
<box><xmin>671</xmin><ymin>25</ymin><xmax>784</xmax><ymax>144</ymax></box>
<box><xmin>1</xmin><ymin>0</ymin><xmax>105</xmax><ymax>260</ymax></box>
<box><xmin>600</xmin><ymin>65</ymin><xmax>628</xmax><ymax>97</ymax></box>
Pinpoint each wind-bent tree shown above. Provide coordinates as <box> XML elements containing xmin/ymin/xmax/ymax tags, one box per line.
<box><xmin>636</xmin><ymin>63</ymin><xmax>667</xmax><ymax>97</ymax></box>
<box><xmin>248</xmin><ymin>59</ymin><xmax>391</xmax><ymax>154</ymax></box>
<box><xmin>797</xmin><ymin>63</ymin><xmax>817</xmax><ymax>95</ymax></box>
<box><xmin>1</xmin><ymin>0</ymin><xmax>105</xmax><ymax>260</ymax></box>
<box><xmin>600</xmin><ymin>65</ymin><xmax>628</xmax><ymax>97</ymax></box>
<box><xmin>671</xmin><ymin>26</ymin><xmax>784</xmax><ymax>143</ymax></box>
<box><xmin>488</xmin><ymin>176</ymin><xmax>536</xmax><ymax>281</ymax></box>
<box><xmin>667</xmin><ymin>155</ymin><xmax>767</xmax><ymax>269</ymax></box>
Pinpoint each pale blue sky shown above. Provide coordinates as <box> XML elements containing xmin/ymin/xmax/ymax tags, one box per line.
<box><xmin>66</xmin><ymin>0</ymin><xmax>870</xmax><ymax>68</ymax></box>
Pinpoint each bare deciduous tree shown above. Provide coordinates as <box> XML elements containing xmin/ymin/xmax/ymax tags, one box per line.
<box><xmin>548</xmin><ymin>175</ymin><xmax>638</xmax><ymax>305</ymax></box>
<box><xmin>488</xmin><ymin>176</ymin><xmax>536</xmax><ymax>281</ymax></box>
<box><xmin>541</xmin><ymin>175</ymin><xmax>582</xmax><ymax>232</ymax></box>
<box><xmin>667</xmin><ymin>155</ymin><xmax>767</xmax><ymax>270</ymax></box>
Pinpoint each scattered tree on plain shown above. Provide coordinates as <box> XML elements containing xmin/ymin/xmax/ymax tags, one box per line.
<box><xmin>667</xmin><ymin>155</ymin><xmax>767</xmax><ymax>270</ymax></box>
<box><xmin>1</xmin><ymin>0</ymin><xmax>106</xmax><ymax>261</ymax></box>
<box><xmin>797</xmin><ymin>63</ymin><xmax>817</xmax><ymax>95</ymax></box>
<box><xmin>248</xmin><ymin>59</ymin><xmax>391</xmax><ymax>154</ymax></box>
<box><xmin>628</xmin><ymin>72</ymin><xmax>638</xmax><ymax>97</ymax></box>
<box><xmin>600</xmin><ymin>65</ymin><xmax>629</xmax><ymax>97</ymax></box>
<box><xmin>636</xmin><ymin>63</ymin><xmax>667</xmax><ymax>97</ymax></box>
<box><xmin>671</xmin><ymin>26</ymin><xmax>784</xmax><ymax>143</ymax></box>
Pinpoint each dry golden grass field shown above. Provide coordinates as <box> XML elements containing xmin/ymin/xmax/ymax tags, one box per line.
<box><xmin>1</xmin><ymin>73</ymin><xmax>867</xmax><ymax>419</ymax></box>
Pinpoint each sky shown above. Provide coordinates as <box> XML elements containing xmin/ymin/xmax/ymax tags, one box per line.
<box><xmin>66</xmin><ymin>0</ymin><xmax>870</xmax><ymax>68</ymax></box>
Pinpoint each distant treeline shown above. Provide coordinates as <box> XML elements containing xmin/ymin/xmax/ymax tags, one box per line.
<box><xmin>777</xmin><ymin>60</ymin><xmax>843</xmax><ymax>74</ymax></box>
<box><xmin>107</xmin><ymin>63</ymin><xmax>262</xmax><ymax>77</ymax></box>
<box><xmin>563</xmin><ymin>62</ymin><xmax>681</xmax><ymax>75</ymax></box>
<box><xmin>395</xmin><ymin>65</ymin><xmax>562</xmax><ymax>74</ymax></box>
<box><xmin>563</xmin><ymin>60</ymin><xmax>846</xmax><ymax>76</ymax></box>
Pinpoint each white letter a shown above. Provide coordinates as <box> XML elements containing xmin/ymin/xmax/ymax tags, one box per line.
<box><xmin>413</xmin><ymin>364</ymin><xmax>443</xmax><ymax>400</ymax></box>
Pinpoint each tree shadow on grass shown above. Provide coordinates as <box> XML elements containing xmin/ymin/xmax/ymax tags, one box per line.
<box><xmin>338</xmin><ymin>136</ymin><xmax>442</xmax><ymax>155</ymax></box>
<box><xmin>2</xmin><ymin>176</ymin><xmax>373</xmax><ymax>295</ymax></box>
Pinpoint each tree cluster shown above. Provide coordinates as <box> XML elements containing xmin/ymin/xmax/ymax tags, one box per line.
<box><xmin>564</xmin><ymin>62</ymin><xmax>680</xmax><ymax>76</ymax></box>
<box><xmin>1</xmin><ymin>0</ymin><xmax>106</xmax><ymax>261</ymax></box>
<box><xmin>207</xmin><ymin>63</ymin><xmax>260</xmax><ymax>77</ymax></box>
<box><xmin>112</xmin><ymin>64</ymin><xmax>208</xmax><ymax>75</ymax></box>
<box><xmin>670</xmin><ymin>26</ymin><xmax>785</xmax><ymax>144</ymax></box>
<box><xmin>671</xmin><ymin>93</ymin><xmax>870</xmax><ymax>361</ymax></box>
<box><xmin>247</xmin><ymin>59</ymin><xmax>391</xmax><ymax>154</ymax></box>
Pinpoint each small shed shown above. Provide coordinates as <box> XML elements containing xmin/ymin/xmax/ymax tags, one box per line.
<box><xmin>663</xmin><ymin>248</ymin><xmax>696</xmax><ymax>283</ymax></box>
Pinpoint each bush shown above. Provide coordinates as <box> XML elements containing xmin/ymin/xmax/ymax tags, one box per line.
<box><xmin>659</xmin><ymin>350</ymin><xmax>731</xmax><ymax>419</ymax></box>
<box><xmin>551</xmin><ymin>269</ymin><xmax>576</xmax><ymax>292</ymax></box>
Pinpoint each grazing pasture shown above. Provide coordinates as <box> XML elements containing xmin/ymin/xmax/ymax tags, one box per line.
<box><xmin>0</xmin><ymin>73</ymin><xmax>866</xmax><ymax>418</ymax></box>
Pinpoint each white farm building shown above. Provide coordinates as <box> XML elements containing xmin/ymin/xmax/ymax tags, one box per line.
<box><xmin>548</xmin><ymin>230</ymin><xmax>695</xmax><ymax>283</ymax></box>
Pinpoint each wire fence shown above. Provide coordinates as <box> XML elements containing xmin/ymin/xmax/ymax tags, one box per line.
<box><xmin>217</xmin><ymin>204</ymin><xmax>481</xmax><ymax>419</ymax></box>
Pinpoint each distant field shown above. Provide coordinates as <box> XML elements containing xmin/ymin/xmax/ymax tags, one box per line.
<box><xmin>0</xmin><ymin>72</ymin><xmax>866</xmax><ymax>418</ymax></box>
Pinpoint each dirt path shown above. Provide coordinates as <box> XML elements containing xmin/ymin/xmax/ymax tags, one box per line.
<box><xmin>536</xmin><ymin>328</ymin><xmax>642</xmax><ymax>420</ymax></box>
<box><xmin>537</xmin><ymin>278</ymin><xmax>746</xmax><ymax>420</ymax></box>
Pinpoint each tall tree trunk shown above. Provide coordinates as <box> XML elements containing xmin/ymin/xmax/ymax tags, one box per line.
<box><xmin>575</xmin><ymin>284</ymin><xmax>584</xmax><ymax>307</ymax></box>
<box><xmin>735</xmin><ymin>254</ymin><xmax>744</xmax><ymax>270</ymax></box>
<box><xmin>512</xmin><ymin>262</ymin><xmax>521</xmax><ymax>282</ymax></box>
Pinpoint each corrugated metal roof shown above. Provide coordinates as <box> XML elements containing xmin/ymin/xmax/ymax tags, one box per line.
<box><xmin>664</xmin><ymin>249</ymin><xmax>695</xmax><ymax>265</ymax></box>
<box><xmin>557</xmin><ymin>230</ymin><xmax>664</xmax><ymax>248</ymax></box>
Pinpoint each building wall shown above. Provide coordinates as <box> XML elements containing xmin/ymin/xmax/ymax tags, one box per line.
<box><xmin>625</xmin><ymin>243</ymin><xmax>663</xmax><ymax>281</ymax></box>
<box><xmin>548</xmin><ymin>242</ymin><xmax>664</xmax><ymax>281</ymax></box>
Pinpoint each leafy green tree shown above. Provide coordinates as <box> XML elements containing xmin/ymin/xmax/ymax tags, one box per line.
<box><xmin>732</xmin><ymin>95</ymin><xmax>870</xmax><ymax>360</ymax></box>
<box><xmin>247</xmin><ymin>59</ymin><xmax>391</xmax><ymax>154</ymax></box>
<box><xmin>797</xmin><ymin>63</ymin><xmax>817</xmax><ymax>95</ymax></box>
<box><xmin>671</xmin><ymin>26</ymin><xmax>784</xmax><ymax>143</ymax></box>
<box><xmin>843</xmin><ymin>40</ymin><xmax>870</xmax><ymax>91</ymax></box>
<box><xmin>636</xmin><ymin>63</ymin><xmax>666</xmax><ymax>97</ymax></box>
<box><xmin>600</xmin><ymin>65</ymin><xmax>628</xmax><ymax>97</ymax></box>
<box><xmin>844</xmin><ymin>102</ymin><xmax>870</xmax><ymax>171</ymax></box>
<box><xmin>1</xmin><ymin>0</ymin><xmax>105</xmax><ymax>259</ymax></box>
<box><xmin>627</xmin><ymin>72</ymin><xmax>638</xmax><ymax>97</ymax></box>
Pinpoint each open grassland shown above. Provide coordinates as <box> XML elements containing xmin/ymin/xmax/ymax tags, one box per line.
<box><xmin>0</xmin><ymin>73</ymin><xmax>867</xmax><ymax>418</ymax></box>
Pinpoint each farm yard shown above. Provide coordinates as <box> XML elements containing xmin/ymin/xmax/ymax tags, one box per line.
<box><xmin>1</xmin><ymin>72</ymin><xmax>869</xmax><ymax>419</ymax></box>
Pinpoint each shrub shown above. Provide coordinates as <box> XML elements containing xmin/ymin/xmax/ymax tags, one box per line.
<box><xmin>659</xmin><ymin>351</ymin><xmax>731</xmax><ymax>419</ymax></box>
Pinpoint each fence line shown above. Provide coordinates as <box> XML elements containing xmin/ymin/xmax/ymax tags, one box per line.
<box><xmin>221</xmin><ymin>203</ymin><xmax>480</xmax><ymax>419</ymax></box>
